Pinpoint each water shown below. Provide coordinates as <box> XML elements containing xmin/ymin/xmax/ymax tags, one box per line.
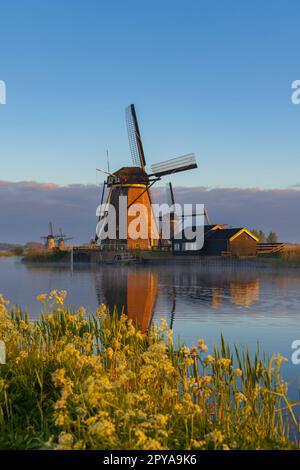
<box><xmin>1</xmin><ymin>257</ymin><xmax>300</xmax><ymax>402</ymax></box>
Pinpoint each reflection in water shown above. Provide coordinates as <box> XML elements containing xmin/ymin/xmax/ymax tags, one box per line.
<box><xmin>94</xmin><ymin>268</ymin><xmax>158</xmax><ymax>331</ymax></box>
<box><xmin>3</xmin><ymin>258</ymin><xmax>300</xmax><ymax>401</ymax></box>
<box><xmin>230</xmin><ymin>279</ymin><xmax>260</xmax><ymax>307</ymax></box>
<box><xmin>212</xmin><ymin>287</ymin><xmax>223</xmax><ymax>308</ymax></box>
<box><xmin>93</xmin><ymin>267</ymin><xmax>260</xmax><ymax>330</ymax></box>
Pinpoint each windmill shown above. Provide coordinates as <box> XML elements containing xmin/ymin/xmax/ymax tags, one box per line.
<box><xmin>41</xmin><ymin>222</ymin><xmax>56</xmax><ymax>250</ymax></box>
<box><xmin>56</xmin><ymin>228</ymin><xmax>73</xmax><ymax>251</ymax></box>
<box><xmin>95</xmin><ymin>104</ymin><xmax>198</xmax><ymax>250</ymax></box>
<box><xmin>163</xmin><ymin>181</ymin><xmax>211</xmax><ymax>239</ymax></box>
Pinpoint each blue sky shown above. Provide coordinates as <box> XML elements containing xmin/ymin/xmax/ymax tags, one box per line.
<box><xmin>0</xmin><ymin>0</ymin><xmax>300</xmax><ymax>189</ymax></box>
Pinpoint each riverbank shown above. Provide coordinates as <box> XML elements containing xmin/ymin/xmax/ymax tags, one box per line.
<box><xmin>22</xmin><ymin>250</ymin><xmax>70</xmax><ymax>263</ymax></box>
<box><xmin>21</xmin><ymin>248</ymin><xmax>300</xmax><ymax>270</ymax></box>
<box><xmin>0</xmin><ymin>291</ymin><xmax>298</xmax><ymax>450</ymax></box>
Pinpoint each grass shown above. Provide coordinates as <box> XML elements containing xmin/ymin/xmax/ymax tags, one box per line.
<box><xmin>0</xmin><ymin>290</ymin><xmax>298</xmax><ymax>450</ymax></box>
<box><xmin>0</xmin><ymin>251</ymin><xmax>12</xmax><ymax>258</ymax></box>
<box><xmin>281</xmin><ymin>245</ymin><xmax>300</xmax><ymax>265</ymax></box>
<box><xmin>22</xmin><ymin>250</ymin><xmax>70</xmax><ymax>263</ymax></box>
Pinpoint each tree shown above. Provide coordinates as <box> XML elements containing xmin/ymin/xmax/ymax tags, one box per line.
<box><xmin>266</xmin><ymin>231</ymin><xmax>278</xmax><ymax>243</ymax></box>
<box><xmin>251</xmin><ymin>229</ymin><xmax>259</xmax><ymax>239</ymax></box>
<box><xmin>258</xmin><ymin>230</ymin><xmax>266</xmax><ymax>242</ymax></box>
<box><xmin>12</xmin><ymin>246</ymin><xmax>24</xmax><ymax>256</ymax></box>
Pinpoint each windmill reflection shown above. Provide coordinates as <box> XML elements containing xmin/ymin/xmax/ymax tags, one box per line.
<box><xmin>93</xmin><ymin>267</ymin><xmax>261</xmax><ymax>331</ymax></box>
<box><xmin>94</xmin><ymin>268</ymin><xmax>158</xmax><ymax>331</ymax></box>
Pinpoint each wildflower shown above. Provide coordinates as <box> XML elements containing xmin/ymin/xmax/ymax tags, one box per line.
<box><xmin>88</xmin><ymin>418</ymin><xmax>115</xmax><ymax>440</ymax></box>
<box><xmin>205</xmin><ymin>429</ymin><xmax>225</xmax><ymax>447</ymax></box>
<box><xmin>106</xmin><ymin>347</ymin><xmax>114</xmax><ymax>360</ymax></box>
<box><xmin>274</xmin><ymin>354</ymin><xmax>288</xmax><ymax>367</ymax></box>
<box><xmin>36</xmin><ymin>293</ymin><xmax>47</xmax><ymax>302</ymax></box>
<box><xmin>235</xmin><ymin>391</ymin><xmax>247</xmax><ymax>404</ymax></box>
<box><xmin>136</xmin><ymin>331</ymin><xmax>144</xmax><ymax>341</ymax></box>
<box><xmin>202</xmin><ymin>375</ymin><xmax>212</xmax><ymax>385</ymax></box>
<box><xmin>49</xmin><ymin>290</ymin><xmax>67</xmax><ymax>306</ymax></box>
<box><xmin>234</xmin><ymin>368</ymin><xmax>243</xmax><ymax>377</ymax></box>
<box><xmin>218</xmin><ymin>358</ymin><xmax>231</xmax><ymax>368</ymax></box>
<box><xmin>52</xmin><ymin>368</ymin><xmax>67</xmax><ymax>387</ymax></box>
<box><xmin>0</xmin><ymin>294</ymin><xmax>9</xmax><ymax>305</ymax></box>
<box><xmin>182</xmin><ymin>346</ymin><xmax>190</xmax><ymax>357</ymax></box>
<box><xmin>54</xmin><ymin>432</ymin><xmax>73</xmax><ymax>450</ymax></box>
<box><xmin>96</xmin><ymin>303</ymin><xmax>108</xmax><ymax>317</ymax></box>
<box><xmin>15</xmin><ymin>350</ymin><xmax>28</xmax><ymax>364</ymax></box>
<box><xmin>55</xmin><ymin>413</ymin><xmax>67</xmax><ymax>426</ymax></box>
<box><xmin>0</xmin><ymin>378</ymin><xmax>7</xmax><ymax>392</ymax></box>
<box><xmin>205</xmin><ymin>354</ymin><xmax>214</xmax><ymax>363</ymax></box>
<box><xmin>197</xmin><ymin>339</ymin><xmax>208</xmax><ymax>352</ymax></box>
<box><xmin>19</xmin><ymin>320</ymin><xmax>29</xmax><ymax>331</ymax></box>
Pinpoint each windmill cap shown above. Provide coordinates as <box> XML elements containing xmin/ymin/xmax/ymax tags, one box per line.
<box><xmin>113</xmin><ymin>166</ymin><xmax>149</xmax><ymax>184</ymax></box>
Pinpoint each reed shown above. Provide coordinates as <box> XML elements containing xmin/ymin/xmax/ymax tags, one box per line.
<box><xmin>0</xmin><ymin>291</ymin><xmax>298</xmax><ymax>450</ymax></box>
<box><xmin>282</xmin><ymin>245</ymin><xmax>300</xmax><ymax>264</ymax></box>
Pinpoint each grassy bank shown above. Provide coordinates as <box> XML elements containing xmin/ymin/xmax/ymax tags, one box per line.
<box><xmin>0</xmin><ymin>291</ymin><xmax>298</xmax><ymax>450</ymax></box>
<box><xmin>22</xmin><ymin>250</ymin><xmax>70</xmax><ymax>263</ymax></box>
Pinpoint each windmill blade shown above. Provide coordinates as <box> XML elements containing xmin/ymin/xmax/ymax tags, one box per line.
<box><xmin>126</xmin><ymin>104</ymin><xmax>146</xmax><ymax>169</ymax></box>
<box><xmin>167</xmin><ymin>182</ymin><xmax>175</xmax><ymax>206</ymax></box>
<box><xmin>150</xmin><ymin>153</ymin><xmax>197</xmax><ymax>177</ymax></box>
<box><xmin>204</xmin><ymin>207</ymin><xmax>211</xmax><ymax>225</ymax></box>
<box><xmin>100</xmin><ymin>182</ymin><xmax>106</xmax><ymax>207</ymax></box>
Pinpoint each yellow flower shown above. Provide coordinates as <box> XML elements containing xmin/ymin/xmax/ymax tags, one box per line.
<box><xmin>54</xmin><ymin>432</ymin><xmax>73</xmax><ymax>450</ymax></box>
<box><xmin>234</xmin><ymin>368</ymin><xmax>243</xmax><ymax>377</ymax></box>
<box><xmin>96</xmin><ymin>303</ymin><xmax>108</xmax><ymax>317</ymax></box>
<box><xmin>0</xmin><ymin>294</ymin><xmax>10</xmax><ymax>305</ymax></box>
<box><xmin>19</xmin><ymin>320</ymin><xmax>29</xmax><ymax>331</ymax></box>
<box><xmin>235</xmin><ymin>391</ymin><xmax>247</xmax><ymax>404</ymax></box>
<box><xmin>106</xmin><ymin>347</ymin><xmax>114</xmax><ymax>359</ymax></box>
<box><xmin>15</xmin><ymin>350</ymin><xmax>28</xmax><ymax>364</ymax></box>
<box><xmin>49</xmin><ymin>290</ymin><xmax>67</xmax><ymax>305</ymax></box>
<box><xmin>218</xmin><ymin>358</ymin><xmax>231</xmax><ymax>368</ymax></box>
<box><xmin>197</xmin><ymin>339</ymin><xmax>208</xmax><ymax>352</ymax></box>
<box><xmin>0</xmin><ymin>378</ymin><xmax>7</xmax><ymax>391</ymax></box>
<box><xmin>205</xmin><ymin>354</ymin><xmax>215</xmax><ymax>363</ymax></box>
<box><xmin>274</xmin><ymin>354</ymin><xmax>288</xmax><ymax>367</ymax></box>
<box><xmin>52</xmin><ymin>368</ymin><xmax>67</xmax><ymax>387</ymax></box>
<box><xmin>202</xmin><ymin>375</ymin><xmax>212</xmax><ymax>385</ymax></box>
<box><xmin>182</xmin><ymin>346</ymin><xmax>190</xmax><ymax>357</ymax></box>
<box><xmin>36</xmin><ymin>293</ymin><xmax>47</xmax><ymax>302</ymax></box>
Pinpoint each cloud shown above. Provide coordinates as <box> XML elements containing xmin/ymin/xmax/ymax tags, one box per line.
<box><xmin>0</xmin><ymin>180</ymin><xmax>299</xmax><ymax>244</ymax></box>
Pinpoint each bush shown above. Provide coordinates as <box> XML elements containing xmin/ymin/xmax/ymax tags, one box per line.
<box><xmin>0</xmin><ymin>291</ymin><xmax>297</xmax><ymax>450</ymax></box>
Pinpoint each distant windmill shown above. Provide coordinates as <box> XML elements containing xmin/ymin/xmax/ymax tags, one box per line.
<box><xmin>56</xmin><ymin>228</ymin><xmax>73</xmax><ymax>251</ymax></box>
<box><xmin>160</xmin><ymin>182</ymin><xmax>210</xmax><ymax>244</ymax></box>
<box><xmin>41</xmin><ymin>222</ymin><xmax>56</xmax><ymax>250</ymax></box>
<box><xmin>95</xmin><ymin>104</ymin><xmax>198</xmax><ymax>249</ymax></box>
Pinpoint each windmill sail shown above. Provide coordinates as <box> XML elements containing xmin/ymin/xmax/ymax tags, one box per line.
<box><xmin>126</xmin><ymin>104</ymin><xmax>146</xmax><ymax>169</ymax></box>
<box><xmin>150</xmin><ymin>153</ymin><xmax>197</xmax><ymax>177</ymax></box>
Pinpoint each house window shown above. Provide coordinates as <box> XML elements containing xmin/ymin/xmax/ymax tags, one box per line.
<box><xmin>184</xmin><ymin>242</ymin><xmax>198</xmax><ymax>251</ymax></box>
<box><xmin>173</xmin><ymin>243</ymin><xmax>180</xmax><ymax>251</ymax></box>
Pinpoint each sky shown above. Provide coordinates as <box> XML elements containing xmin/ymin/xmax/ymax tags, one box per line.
<box><xmin>0</xmin><ymin>0</ymin><xmax>300</xmax><ymax>242</ymax></box>
<box><xmin>1</xmin><ymin>181</ymin><xmax>300</xmax><ymax>244</ymax></box>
